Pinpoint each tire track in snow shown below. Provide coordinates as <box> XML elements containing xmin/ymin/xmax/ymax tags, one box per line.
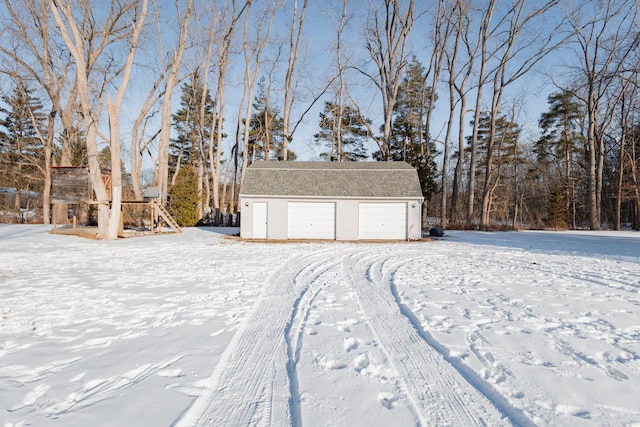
<box><xmin>284</xmin><ymin>257</ymin><xmax>339</xmax><ymax>425</ymax></box>
<box><xmin>342</xmin><ymin>250</ymin><xmax>528</xmax><ymax>427</ymax></box>
<box><xmin>174</xmin><ymin>247</ymin><xmax>340</xmax><ymax>427</ymax></box>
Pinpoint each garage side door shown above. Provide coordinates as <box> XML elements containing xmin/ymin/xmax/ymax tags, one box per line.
<box><xmin>252</xmin><ymin>202</ymin><xmax>268</xmax><ymax>239</ymax></box>
<box><xmin>359</xmin><ymin>202</ymin><xmax>407</xmax><ymax>240</ymax></box>
<box><xmin>287</xmin><ymin>202</ymin><xmax>336</xmax><ymax>239</ymax></box>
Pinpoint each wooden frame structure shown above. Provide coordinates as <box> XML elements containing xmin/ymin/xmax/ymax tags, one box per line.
<box><xmin>50</xmin><ymin>168</ymin><xmax>180</xmax><ymax>237</ymax></box>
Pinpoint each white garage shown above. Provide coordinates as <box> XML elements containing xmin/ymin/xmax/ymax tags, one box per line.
<box><xmin>239</xmin><ymin>161</ymin><xmax>424</xmax><ymax>241</ymax></box>
<box><xmin>358</xmin><ymin>203</ymin><xmax>408</xmax><ymax>240</ymax></box>
<box><xmin>287</xmin><ymin>202</ymin><xmax>336</xmax><ymax>239</ymax></box>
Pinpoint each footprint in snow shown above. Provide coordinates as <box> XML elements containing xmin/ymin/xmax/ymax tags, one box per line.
<box><xmin>343</xmin><ymin>337</ymin><xmax>359</xmax><ymax>352</ymax></box>
<box><xmin>377</xmin><ymin>392</ymin><xmax>398</xmax><ymax>409</ymax></box>
<box><xmin>322</xmin><ymin>358</ymin><xmax>347</xmax><ymax>370</ymax></box>
<box><xmin>353</xmin><ymin>353</ymin><xmax>370</xmax><ymax>372</ymax></box>
<box><xmin>337</xmin><ymin>319</ymin><xmax>360</xmax><ymax>332</ymax></box>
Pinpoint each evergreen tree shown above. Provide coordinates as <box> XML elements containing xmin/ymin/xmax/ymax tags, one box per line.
<box><xmin>374</xmin><ymin>56</ymin><xmax>438</xmax><ymax>199</ymax></box>
<box><xmin>0</xmin><ymin>83</ymin><xmax>46</xmax><ymax>210</ymax></box>
<box><xmin>536</xmin><ymin>90</ymin><xmax>585</xmax><ymax>228</ymax></box>
<box><xmin>470</xmin><ymin>112</ymin><xmax>522</xmax><ymax>224</ymax></box>
<box><xmin>315</xmin><ymin>101</ymin><xmax>370</xmax><ymax>161</ymax></box>
<box><xmin>169</xmin><ymin>166</ymin><xmax>199</xmax><ymax>227</ymax></box>
<box><xmin>170</xmin><ymin>69</ymin><xmax>215</xmax><ymax>169</ymax></box>
<box><xmin>248</xmin><ymin>79</ymin><xmax>292</xmax><ymax>161</ymax></box>
<box><xmin>547</xmin><ymin>182</ymin><xmax>568</xmax><ymax>229</ymax></box>
<box><xmin>536</xmin><ymin>90</ymin><xmax>584</xmax><ymax>164</ymax></box>
<box><xmin>473</xmin><ymin>112</ymin><xmax>521</xmax><ymax>181</ymax></box>
<box><xmin>54</xmin><ymin>127</ymin><xmax>87</xmax><ymax>167</ymax></box>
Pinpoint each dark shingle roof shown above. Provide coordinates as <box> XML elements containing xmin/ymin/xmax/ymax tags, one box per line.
<box><xmin>240</xmin><ymin>161</ymin><xmax>423</xmax><ymax>199</ymax></box>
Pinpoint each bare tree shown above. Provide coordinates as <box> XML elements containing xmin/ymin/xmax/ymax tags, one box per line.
<box><xmin>478</xmin><ymin>0</ymin><xmax>561</xmax><ymax>229</ymax></box>
<box><xmin>129</xmin><ymin>73</ymin><xmax>164</xmax><ymax>200</ymax></box>
<box><xmin>1</xmin><ymin>0</ymin><xmax>85</xmax><ymax>223</ymax></box>
<box><xmin>567</xmin><ymin>0</ymin><xmax>640</xmax><ymax>230</ymax></box>
<box><xmin>465</xmin><ymin>0</ymin><xmax>496</xmax><ymax>224</ymax></box>
<box><xmin>431</xmin><ymin>0</ymin><xmax>457</xmax><ymax>226</ymax></box>
<box><xmin>193</xmin><ymin>2</ymin><xmax>222</xmax><ymax>217</ymax></box>
<box><xmin>232</xmin><ymin>1</ymin><xmax>281</xmax><ymax>211</ymax></box>
<box><xmin>326</xmin><ymin>0</ymin><xmax>352</xmax><ymax>161</ymax></box>
<box><xmin>280</xmin><ymin>0</ymin><xmax>309</xmax><ymax>161</ymax></box>
<box><xmin>210</xmin><ymin>1</ymin><xmax>250</xmax><ymax>212</ymax></box>
<box><xmin>105</xmin><ymin>0</ymin><xmax>148</xmax><ymax>238</ymax></box>
<box><xmin>48</xmin><ymin>0</ymin><xmax>147</xmax><ymax>239</ymax></box>
<box><xmin>362</xmin><ymin>0</ymin><xmax>416</xmax><ymax>160</ymax></box>
<box><xmin>449</xmin><ymin>0</ymin><xmax>475</xmax><ymax>223</ymax></box>
<box><xmin>157</xmin><ymin>0</ymin><xmax>194</xmax><ymax>205</ymax></box>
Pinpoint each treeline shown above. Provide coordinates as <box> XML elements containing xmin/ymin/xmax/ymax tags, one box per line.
<box><xmin>0</xmin><ymin>0</ymin><xmax>639</xmax><ymax>237</ymax></box>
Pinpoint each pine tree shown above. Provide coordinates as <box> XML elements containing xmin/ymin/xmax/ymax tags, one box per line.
<box><xmin>536</xmin><ymin>90</ymin><xmax>585</xmax><ymax>228</ymax></box>
<box><xmin>248</xmin><ymin>79</ymin><xmax>288</xmax><ymax>161</ymax></box>
<box><xmin>374</xmin><ymin>56</ymin><xmax>438</xmax><ymax>199</ymax></box>
<box><xmin>0</xmin><ymin>83</ymin><xmax>46</xmax><ymax>211</ymax></box>
<box><xmin>54</xmin><ymin>127</ymin><xmax>86</xmax><ymax>167</ymax></box>
<box><xmin>315</xmin><ymin>101</ymin><xmax>370</xmax><ymax>161</ymax></box>
<box><xmin>170</xmin><ymin>69</ymin><xmax>215</xmax><ymax>170</ymax></box>
<box><xmin>470</xmin><ymin>112</ymin><xmax>522</xmax><ymax>225</ymax></box>
<box><xmin>169</xmin><ymin>166</ymin><xmax>200</xmax><ymax>227</ymax></box>
<box><xmin>547</xmin><ymin>182</ymin><xmax>568</xmax><ymax>229</ymax></box>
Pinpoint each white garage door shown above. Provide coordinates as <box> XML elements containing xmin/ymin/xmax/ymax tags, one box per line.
<box><xmin>287</xmin><ymin>202</ymin><xmax>336</xmax><ymax>239</ymax></box>
<box><xmin>359</xmin><ymin>202</ymin><xmax>408</xmax><ymax>240</ymax></box>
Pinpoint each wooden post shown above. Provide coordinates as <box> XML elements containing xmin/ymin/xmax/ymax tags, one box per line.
<box><xmin>118</xmin><ymin>209</ymin><xmax>124</xmax><ymax>237</ymax></box>
<box><xmin>73</xmin><ymin>215</ymin><xmax>77</xmax><ymax>229</ymax></box>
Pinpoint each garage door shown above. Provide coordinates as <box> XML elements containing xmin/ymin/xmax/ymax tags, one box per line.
<box><xmin>359</xmin><ymin>203</ymin><xmax>407</xmax><ymax>240</ymax></box>
<box><xmin>287</xmin><ymin>202</ymin><xmax>336</xmax><ymax>239</ymax></box>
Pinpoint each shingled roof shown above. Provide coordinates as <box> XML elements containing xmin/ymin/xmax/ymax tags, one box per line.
<box><xmin>240</xmin><ymin>161</ymin><xmax>423</xmax><ymax>199</ymax></box>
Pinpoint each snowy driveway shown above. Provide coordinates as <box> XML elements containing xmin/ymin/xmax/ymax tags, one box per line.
<box><xmin>1</xmin><ymin>226</ymin><xmax>640</xmax><ymax>426</ymax></box>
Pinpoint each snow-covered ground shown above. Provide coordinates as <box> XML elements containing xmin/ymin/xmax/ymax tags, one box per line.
<box><xmin>1</xmin><ymin>225</ymin><xmax>639</xmax><ymax>426</ymax></box>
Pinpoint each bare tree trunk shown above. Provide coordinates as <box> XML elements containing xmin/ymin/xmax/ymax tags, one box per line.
<box><xmin>48</xmin><ymin>0</ymin><xmax>109</xmax><ymax>238</ymax></box>
<box><xmin>210</xmin><ymin>1</ymin><xmax>249</xmax><ymax>210</ymax></box>
<box><xmin>27</xmin><ymin>104</ymin><xmax>54</xmax><ymax>224</ymax></box>
<box><xmin>197</xmin><ymin>160</ymin><xmax>204</xmax><ymax>217</ymax></box>
<box><xmin>441</xmin><ymin>69</ymin><xmax>454</xmax><ymax>226</ymax></box>
<box><xmin>568</xmin><ymin>0</ymin><xmax>640</xmax><ymax>230</ymax></box>
<box><xmin>195</xmin><ymin>4</ymin><xmax>221</xmax><ymax>217</ymax></box>
<box><xmin>237</xmin><ymin>0</ymin><xmax>280</xmax><ymax>194</ymax></box>
<box><xmin>451</xmin><ymin>1</ymin><xmax>474</xmax><ymax>222</ymax></box>
<box><xmin>479</xmin><ymin>0</ymin><xmax>560</xmax><ymax>229</ymax></box>
<box><xmin>158</xmin><ymin>0</ymin><xmax>193</xmax><ymax>205</ymax></box>
<box><xmin>363</xmin><ymin>0</ymin><xmax>415</xmax><ymax>159</ymax></box>
<box><xmin>129</xmin><ymin>74</ymin><xmax>164</xmax><ymax>200</ymax></box>
<box><xmin>50</xmin><ymin>0</ymin><xmax>146</xmax><ymax>239</ymax></box>
<box><xmin>2</xmin><ymin>0</ymin><xmax>83</xmax><ymax>223</ymax></box>
<box><xmin>615</xmin><ymin>133</ymin><xmax>625</xmax><ymax>231</ymax></box>
<box><xmin>43</xmin><ymin>112</ymin><xmax>54</xmax><ymax>224</ymax></box>
<box><xmin>281</xmin><ymin>0</ymin><xmax>308</xmax><ymax>160</ymax></box>
<box><xmin>439</xmin><ymin>0</ymin><xmax>461</xmax><ymax>226</ymax></box>
<box><xmin>335</xmin><ymin>0</ymin><xmax>349</xmax><ymax>161</ymax></box>
<box><xmin>466</xmin><ymin>0</ymin><xmax>494</xmax><ymax>224</ymax></box>
<box><xmin>631</xmin><ymin>141</ymin><xmax>640</xmax><ymax>230</ymax></box>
